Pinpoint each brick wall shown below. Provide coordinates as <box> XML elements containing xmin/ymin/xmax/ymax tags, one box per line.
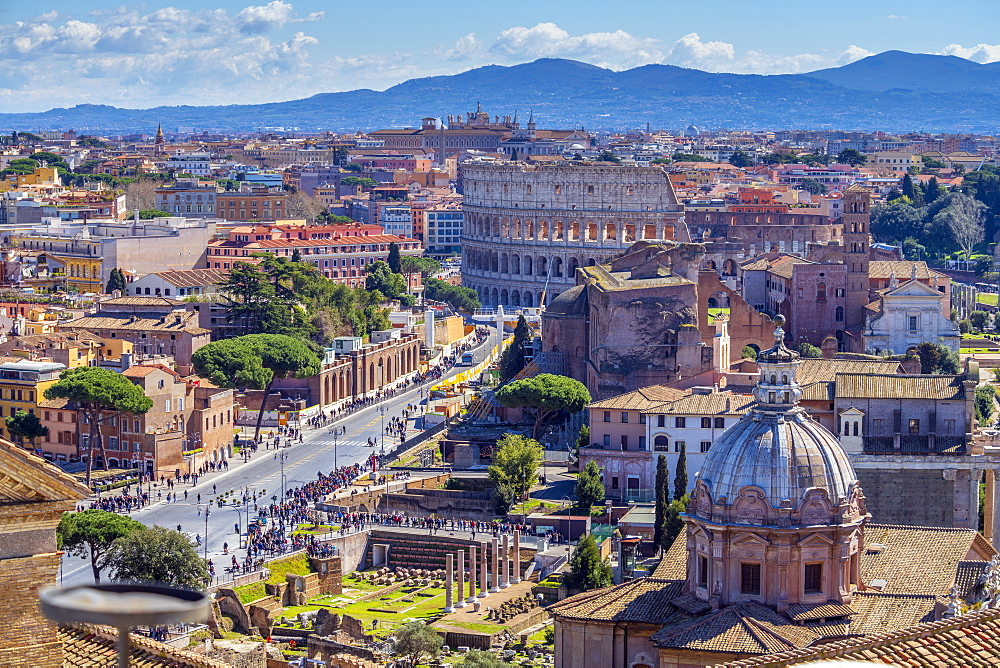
<box><xmin>0</xmin><ymin>552</ymin><xmax>62</xmax><ymax>667</ymax></box>
<box><xmin>856</xmin><ymin>469</ymin><xmax>956</xmax><ymax>527</ymax></box>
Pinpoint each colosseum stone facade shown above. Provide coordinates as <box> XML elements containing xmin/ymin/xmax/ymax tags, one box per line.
<box><xmin>460</xmin><ymin>162</ymin><xmax>686</xmax><ymax>308</ymax></box>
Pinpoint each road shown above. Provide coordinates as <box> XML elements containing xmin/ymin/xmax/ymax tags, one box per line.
<box><xmin>60</xmin><ymin>330</ymin><xmax>498</xmax><ymax>586</ymax></box>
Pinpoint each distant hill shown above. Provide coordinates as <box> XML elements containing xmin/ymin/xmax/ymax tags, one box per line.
<box><xmin>805</xmin><ymin>50</ymin><xmax>1000</xmax><ymax>94</ymax></box>
<box><xmin>1</xmin><ymin>52</ymin><xmax>999</xmax><ymax>133</ymax></box>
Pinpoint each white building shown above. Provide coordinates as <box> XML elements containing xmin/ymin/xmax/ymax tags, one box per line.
<box><xmin>862</xmin><ymin>274</ymin><xmax>961</xmax><ymax>354</ymax></box>
<box><xmin>127</xmin><ymin>268</ymin><xmax>229</xmax><ymax>298</ymax></box>
<box><xmin>425</xmin><ymin>205</ymin><xmax>463</xmax><ymax>259</ymax></box>
<box><xmin>165</xmin><ymin>152</ymin><xmax>215</xmax><ymax>177</ymax></box>
<box><xmin>379</xmin><ymin>205</ymin><xmax>412</xmax><ymax>238</ymax></box>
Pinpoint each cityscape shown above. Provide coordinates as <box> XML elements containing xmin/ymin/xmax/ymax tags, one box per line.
<box><xmin>4</xmin><ymin>2</ymin><xmax>1000</xmax><ymax>667</ymax></box>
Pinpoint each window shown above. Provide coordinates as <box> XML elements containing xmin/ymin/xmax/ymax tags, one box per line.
<box><xmin>835</xmin><ymin>306</ymin><xmax>844</xmax><ymax>322</ymax></box>
<box><xmin>701</xmin><ymin>441</ymin><xmax>711</xmax><ymax>453</ymax></box>
<box><xmin>675</xmin><ymin>417</ymin><xmax>686</xmax><ymax>428</ymax></box>
<box><xmin>108</xmin><ymin>437</ymin><xmax>118</xmax><ymax>451</ymax></box>
<box><xmin>714</xmin><ymin>417</ymin><xmax>725</xmax><ymax>428</ymax></box>
<box><xmin>657</xmin><ymin>415</ymin><xmax>665</xmax><ymax>428</ymax></box>
<box><xmin>698</xmin><ymin>556</ymin><xmax>709</xmax><ymax>588</ymax></box>
<box><xmin>804</xmin><ymin>563</ymin><xmax>823</xmax><ymax>594</ymax></box>
<box><xmin>740</xmin><ymin>563</ymin><xmax>761</xmax><ymax>595</ymax></box>
<box><xmin>816</xmin><ymin>282</ymin><xmax>826</xmax><ymax>301</ymax></box>
<box><xmin>908</xmin><ymin>315</ymin><xmax>918</xmax><ymax>331</ymax></box>
<box><xmin>611</xmin><ymin>476</ymin><xmax>619</xmax><ymax>490</ymax></box>
<box><xmin>639</xmin><ymin>414</ymin><xmax>646</xmax><ymax>425</ymax></box>
<box><xmin>178</xmin><ymin>397</ymin><xmax>184</xmax><ymax>411</ymax></box>
<box><xmin>675</xmin><ymin>440</ymin><xmax>686</xmax><ymax>453</ymax></box>
<box><xmin>836</xmin><ymin>287</ymin><xmax>845</xmax><ymax>297</ymax></box>
<box><xmin>909</xmin><ymin>419</ymin><xmax>920</xmax><ymax>434</ymax></box>
<box><xmin>620</xmin><ymin>435</ymin><xmax>628</xmax><ymax>449</ymax></box>
<box><xmin>164</xmin><ymin>399</ymin><xmax>171</xmax><ymax>412</ymax></box>
<box><xmin>621</xmin><ymin>412</ymin><xmax>629</xmax><ymax>423</ymax></box>
<box><xmin>603</xmin><ymin>434</ymin><xmax>611</xmax><ymax>447</ymax></box>
<box><xmin>639</xmin><ymin>436</ymin><xmax>646</xmax><ymax>449</ymax></box>
<box><xmin>603</xmin><ymin>411</ymin><xmax>611</xmax><ymax>423</ymax></box>
<box><xmin>701</xmin><ymin>417</ymin><xmax>712</xmax><ymax>429</ymax></box>
<box><xmin>654</xmin><ymin>435</ymin><xmax>669</xmax><ymax>451</ymax></box>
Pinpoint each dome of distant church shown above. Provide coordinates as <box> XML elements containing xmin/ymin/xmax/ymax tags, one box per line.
<box><xmin>695</xmin><ymin>315</ymin><xmax>859</xmax><ymax>510</ymax></box>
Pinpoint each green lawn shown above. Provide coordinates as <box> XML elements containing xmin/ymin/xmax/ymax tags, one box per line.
<box><xmin>978</xmin><ymin>293</ymin><xmax>999</xmax><ymax>306</ymax></box>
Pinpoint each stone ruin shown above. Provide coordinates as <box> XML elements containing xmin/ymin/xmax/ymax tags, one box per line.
<box><xmin>485</xmin><ymin>593</ymin><xmax>539</xmax><ymax>624</ymax></box>
<box><xmin>351</xmin><ymin>566</ymin><xmax>448</xmax><ymax>588</ymax></box>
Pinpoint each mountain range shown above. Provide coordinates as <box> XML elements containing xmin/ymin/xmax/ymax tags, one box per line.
<box><xmin>1</xmin><ymin>51</ymin><xmax>998</xmax><ymax>134</ymax></box>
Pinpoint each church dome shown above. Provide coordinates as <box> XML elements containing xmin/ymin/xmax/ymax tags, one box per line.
<box><xmin>545</xmin><ymin>285</ymin><xmax>588</xmax><ymax>316</ymax></box>
<box><xmin>695</xmin><ymin>315</ymin><xmax>859</xmax><ymax>510</ymax></box>
<box><xmin>697</xmin><ymin>409</ymin><xmax>857</xmax><ymax>509</ymax></box>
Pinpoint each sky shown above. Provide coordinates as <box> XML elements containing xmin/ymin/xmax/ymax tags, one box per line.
<box><xmin>1</xmin><ymin>0</ymin><xmax>1000</xmax><ymax>113</ymax></box>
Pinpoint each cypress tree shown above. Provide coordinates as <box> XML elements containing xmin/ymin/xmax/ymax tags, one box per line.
<box><xmin>291</xmin><ymin>248</ymin><xmax>302</xmax><ymax>263</ymax></box>
<box><xmin>654</xmin><ymin>454</ymin><xmax>669</xmax><ymax>549</ymax></box>
<box><xmin>387</xmin><ymin>242</ymin><xmax>402</xmax><ymax>274</ymax></box>
<box><xmin>499</xmin><ymin>314</ymin><xmax>531</xmax><ymax>381</ymax></box>
<box><xmin>673</xmin><ymin>442</ymin><xmax>688</xmax><ymax>501</ymax></box>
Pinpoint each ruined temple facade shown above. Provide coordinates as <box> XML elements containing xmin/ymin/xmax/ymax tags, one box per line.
<box><xmin>460</xmin><ymin>162</ymin><xmax>686</xmax><ymax>308</ymax></box>
<box><xmin>542</xmin><ymin>241</ymin><xmax>772</xmax><ymax>399</ymax></box>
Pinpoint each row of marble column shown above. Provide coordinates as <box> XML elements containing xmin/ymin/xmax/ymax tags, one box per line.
<box><xmin>444</xmin><ymin>530</ymin><xmax>521</xmax><ymax>613</ymax></box>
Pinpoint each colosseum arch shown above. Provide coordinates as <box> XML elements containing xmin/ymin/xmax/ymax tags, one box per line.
<box><xmin>489</xmin><ymin>252</ymin><xmax>498</xmax><ymax>272</ymax></box>
<box><xmin>525</xmin><ymin>220</ymin><xmax>535</xmax><ymax>238</ymax></box>
<box><xmin>501</xmin><ymin>289</ymin><xmax>509</xmax><ymax>305</ymax></box>
<box><xmin>722</xmin><ymin>259</ymin><xmax>737</xmax><ymax>276</ymax></box>
<box><xmin>570</xmin><ymin>222</ymin><xmax>580</xmax><ymax>240</ymax></box>
<box><xmin>605</xmin><ymin>223</ymin><xmax>617</xmax><ymax>241</ymax></box>
<box><xmin>501</xmin><ymin>218</ymin><xmax>509</xmax><ymax>236</ymax></box>
<box><xmin>511</xmin><ymin>290</ymin><xmax>521</xmax><ymax>307</ymax></box>
<box><xmin>511</xmin><ymin>254</ymin><xmax>520</xmax><ymax>274</ymax></box>
<box><xmin>538</xmin><ymin>220</ymin><xmax>549</xmax><ymax>240</ymax></box>
<box><xmin>624</xmin><ymin>224</ymin><xmax>636</xmax><ymax>242</ymax></box>
<box><xmin>491</xmin><ymin>287</ymin><xmax>499</xmax><ymax>305</ymax></box>
<box><xmin>569</xmin><ymin>257</ymin><xmax>580</xmax><ymax>275</ymax></box>
<box><xmin>500</xmin><ymin>253</ymin><xmax>509</xmax><ymax>274</ymax></box>
<box><xmin>554</xmin><ymin>220</ymin><xmax>564</xmax><ymax>240</ymax></box>
<box><xmin>513</xmin><ymin>220</ymin><xmax>522</xmax><ymax>238</ymax></box>
<box><xmin>524</xmin><ymin>256</ymin><xmax>533</xmax><ymax>275</ymax></box>
<box><xmin>553</xmin><ymin>257</ymin><xmax>564</xmax><ymax>277</ymax></box>
<box><xmin>538</xmin><ymin>256</ymin><xmax>548</xmax><ymax>276</ymax></box>
<box><xmin>643</xmin><ymin>224</ymin><xmax>656</xmax><ymax>239</ymax></box>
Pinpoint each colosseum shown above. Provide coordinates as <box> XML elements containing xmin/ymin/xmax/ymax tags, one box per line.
<box><xmin>460</xmin><ymin>161</ymin><xmax>686</xmax><ymax>308</ymax></box>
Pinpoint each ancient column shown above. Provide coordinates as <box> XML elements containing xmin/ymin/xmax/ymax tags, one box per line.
<box><xmin>513</xmin><ymin>529</ymin><xmax>522</xmax><ymax>583</ymax></box>
<box><xmin>501</xmin><ymin>534</ymin><xmax>511</xmax><ymax>588</ymax></box>
<box><xmin>490</xmin><ymin>536</ymin><xmax>500</xmax><ymax>592</ymax></box>
<box><xmin>467</xmin><ymin>544</ymin><xmax>477</xmax><ymax>603</ymax></box>
<box><xmin>479</xmin><ymin>541</ymin><xmax>489</xmax><ymax>598</ymax></box>
<box><xmin>456</xmin><ymin>550</ymin><xmax>467</xmax><ymax>608</ymax></box>
<box><xmin>444</xmin><ymin>553</ymin><xmax>455</xmax><ymax>613</ymax></box>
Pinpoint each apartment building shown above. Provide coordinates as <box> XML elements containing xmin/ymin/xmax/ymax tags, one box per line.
<box><xmin>154</xmin><ymin>179</ymin><xmax>218</xmax><ymax>217</ymax></box>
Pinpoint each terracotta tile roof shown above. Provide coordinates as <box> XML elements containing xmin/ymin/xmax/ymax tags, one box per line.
<box><xmin>651</xmin><ymin>601</ymin><xmax>822</xmax><ymax>654</ymax></box>
<box><xmin>588</xmin><ymin>385</ymin><xmax>690</xmax><ymax>411</ymax></box>
<box><xmin>548</xmin><ymin>578</ymin><xmax>684</xmax><ymax>623</ymax></box>
<box><xmin>847</xmin><ymin>591</ymin><xmax>938</xmax><ymax>635</ymax></box>
<box><xmin>766</xmin><ymin>255</ymin><xmax>812</xmax><ymax>280</ymax></box>
<box><xmin>785</xmin><ymin>601</ymin><xmax>856</xmax><ymax>622</ymax></box>
<box><xmin>670</xmin><ymin>593</ymin><xmax>712</xmax><ymax>615</ymax></box>
<box><xmin>60</xmin><ymin>624</ymin><xmax>229</xmax><ymax>667</ymax></box>
<box><xmin>954</xmin><ymin>560</ymin><xmax>988</xmax><ymax>596</ymax></box>
<box><xmin>643</xmin><ymin>393</ymin><xmax>755</xmax><ymax>416</ymax></box>
<box><xmin>62</xmin><ymin>313</ymin><xmax>210</xmax><ymax>336</ymax></box>
<box><xmin>860</xmin><ymin>524</ymin><xmax>993</xmax><ymax>596</ymax></box>
<box><xmin>869</xmin><ymin>260</ymin><xmax>945</xmax><ymax>280</ymax></box>
<box><xmin>799</xmin><ymin>381</ymin><xmax>834</xmax><ymax>402</ymax></box>
<box><xmin>718</xmin><ymin>608</ymin><xmax>1000</xmax><ymax>668</ymax></box>
<box><xmin>99</xmin><ymin>296</ymin><xmax>184</xmax><ymax>307</ymax></box>
<box><xmin>835</xmin><ymin>373</ymin><xmax>966</xmax><ymax>401</ymax></box>
<box><xmin>796</xmin><ymin>358</ymin><xmax>902</xmax><ymax>385</ymax></box>
<box><xmin>147</xmin><ymin>268</ymin><xmax>230</xmax><ymax>288</ymax></box>
<box><xmin>652</xmin><ymin>533</ymin><xmax>688</xmax><ymax>580</ymax></box>
<box><xmin>122</xmin><ymin>363</ymin><xmax>181</xmax><ymax>379</ymax></box>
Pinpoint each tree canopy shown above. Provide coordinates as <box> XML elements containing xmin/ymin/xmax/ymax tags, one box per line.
<box><xmin>487</xmin><ymin>434</ymin><xmax>543</xmax><ymax>506</ymax></box>
<box><xmin>57</xmin><ymin>509</ymin><xmax>144</xmax><ymax>583</ymax></box>
<box><xmin>5</xmin><ymin>409</ymin><xmax>48</xmax><ymax>446</ymax></box>
<box><xmin>728</xmin><ymin>150</ymin><xmax>753</xmax><ymax>168</ymax></box>
<box><xmin>494</xmin><ymin>373</ymin><xmax>592</xmax><ymax>439</ymax></box>
<box><xmin>192</xmin><ymin>334</ymin><xmax>320</xmax><ymax>438</ymax></box>
<box><xmin>393</xmin><ymin>621</ymin><xmax>443</xmax><ymax>667</ymax></box>
<box><xmin>424</xmin><ymin>277</ymin><xmax>480</xmax><ymax>312</ymax></box>
<box><xmin>575</xmin><ymin>459</ymin><xmax>605</xmax><ymax>509</ymax></box>
<box><xmin>365</xmin><ymin>260</ymin><xmax>406</xmax><ymax>301</ymax></box>
<box><xmin>44</xmin><ymin>367</ymin><xmax>153</xmax><ymax>486</ymax></box>
<box><xmin>103</xmin><ymin>526</ymin><xmax>208</xmax><ymax>588</ymax></box>
<box><xmin>564</xmin><ymin>534</ymin><xmax>612</xmax><ymax>591</ymax></box>
<box><xmin>498</xmin><ymin>315</ymin><xmax>531</xmax><ymax>382</ymax></box>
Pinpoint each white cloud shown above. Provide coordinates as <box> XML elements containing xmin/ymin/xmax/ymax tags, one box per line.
<box><xmin>437</xmin><ymin>33</ymin><xmax>483</xmax><ymax>62</ymax></box>
<box><xmin>234</xmin><ymin>1</ymin><xmax>295</xmax><ymax>34</ymax></box>
<box><xmin>837</xmin><ymin>45</ymin><xmax>874</xmax><ymax>65</ymax></box>
<box><xmin>885</xmin><ymin>14</ymin><xmax>908</xmax><ymax>20</ymax></box>
<box><xmin>940</xmin><ymin>43</ymin><xmax>1000</xmax><ymax>63</ymax></box>
<box><xmin>666</xmin><ymin>33</ymin><xmax>734</xmax><ymax>70</ymax></box>
<box><xmin>489</xmin><ymin>22</ymin><xmax>662</xmax><ymax>68</ymax></box>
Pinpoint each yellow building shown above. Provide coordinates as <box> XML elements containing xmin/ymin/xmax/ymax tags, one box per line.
<box><xmin>0</xmin><ymin>360</ymin><xmax>66</xmax><ymax>439</ymax></box>
<box><xmin>0</xmin><ymin>166</ymin><xmax>61</xmax><ymax>193</ymax></box>
<box><xmin>22</xmin><ymin>308</ymin><xmax>59</xmax><ymax>335</ymax></box>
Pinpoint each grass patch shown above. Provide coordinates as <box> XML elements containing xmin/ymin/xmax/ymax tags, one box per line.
<box><xmin>978</xmin><ymin>293</ymin><xmax>999</xmax><ymax>306</ymax></box>
<box><xmin>291</xmin><ymin>524</ymin><xmax>338</xmax><ymax>536</ymax></box>
<box><xmin>443</xmin><ymin>620</ymin><xmax>499</xmax><ymax>634</ymax></box>
<box><xmin>265</xmin><ymin>552</ymin><xmax>314</xmax><ymax>584</ymax></box>
<box><xmin>234</xmin><ymin>581</ymin><xmax>268</xmax><ymax>605</ymax></box>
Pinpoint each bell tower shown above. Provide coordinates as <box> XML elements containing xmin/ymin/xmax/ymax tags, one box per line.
<box><xmin>842</xmin><ymin>185</ymin><xmax>872</xmax><ymax>334</ymax></box>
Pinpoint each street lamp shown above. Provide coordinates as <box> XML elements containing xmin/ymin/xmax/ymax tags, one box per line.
<box><xmin>329</xmin><ymin>425</ymin><xmax>345</xmax><ymax>471</ymax></box>
<box><xmin>276</xmin><ymin>451</ymin><xmax>289</xmax><ymax>501</ymax></box>
<box><xmin>197</xmin><ymin>504</ymin><xmax>210</xmax><ymax>561</ymax></box>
